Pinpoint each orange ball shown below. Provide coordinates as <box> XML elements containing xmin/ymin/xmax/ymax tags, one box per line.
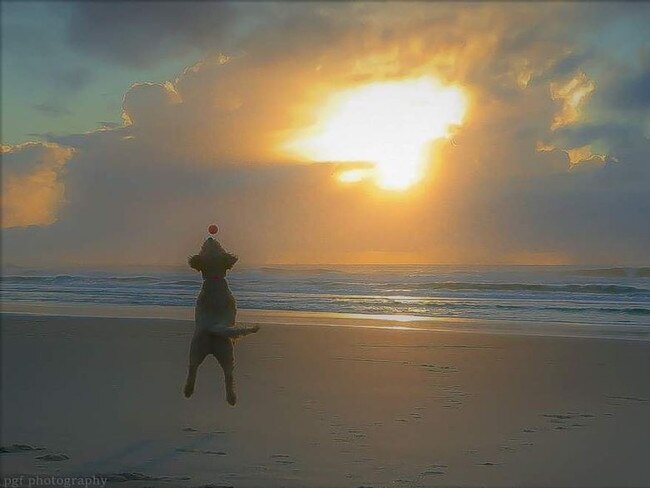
<box><xmin>208</xmin><ymin>224</ymin><xmax>218</xmax><ymax>235</ymax></box>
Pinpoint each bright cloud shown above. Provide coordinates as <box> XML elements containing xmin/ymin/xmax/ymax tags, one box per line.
<box><xmin>550</xmin><ymin>72</ymin><xmax>595</xmax><ymax>130</ymax></box>
<box><xmin>1</xmin><ymin>143</ymin><xmax>74</xmax><ymax>228</ymax></box>
<box><xmin>284</xmin><ymin>76</ymin><xmax>466</xmax><ymax>190</ymax></box>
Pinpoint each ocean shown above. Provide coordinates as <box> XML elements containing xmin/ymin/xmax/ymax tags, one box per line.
<box><xmin>1</xmin><ymin>265</ymin><xmax>649</xmax><ymax>328</ymax></box>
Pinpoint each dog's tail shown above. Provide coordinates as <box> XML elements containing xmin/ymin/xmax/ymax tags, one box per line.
<box><xmin>217</xmin><ymin>325</ymin><xmax>260</xmax><ymax>340</ymax></box>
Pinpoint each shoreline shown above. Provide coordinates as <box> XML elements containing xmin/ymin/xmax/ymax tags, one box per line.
<box><xmin>2</xmin><ymin>300</ymin><xmax>648</xmax><ymax>341</ymax></box>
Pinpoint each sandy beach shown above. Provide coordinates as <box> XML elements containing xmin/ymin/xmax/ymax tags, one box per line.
<box><xmin>1</xmin><ymin>310</ymin><xmax>649</xmax><ymax>487</ymax></box>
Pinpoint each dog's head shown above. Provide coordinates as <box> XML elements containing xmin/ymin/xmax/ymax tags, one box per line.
<box><xmin>188</xmin><ymin>237</ymin><xmax>238</xmax><ymax>275</ymax></box>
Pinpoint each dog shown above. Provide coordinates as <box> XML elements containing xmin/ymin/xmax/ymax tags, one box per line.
<box><xmin>183</xmin><ymin>237</ymin><xmax>259</xmax><ymax>405</ymax></box>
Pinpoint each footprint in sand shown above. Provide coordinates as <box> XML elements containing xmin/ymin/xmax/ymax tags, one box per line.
<box><xmin>501</xmin><ymin>433</ymin><xmax>536</xmax><ymax>453</ymax></box>
<box><xmin>418</xmin><ymin>363</ymin><xmax>459</xmax><ymax>374</ymax></box>
<box><xmin>0</xmin><ymin>444</ymin><xmax>45</xmax><ymax>453</ymax></box>
<box><xmin>352</xmin><ymin>457</ymin><xmax>374</xmax><ymax>464</ymax></box>
<box><xmin>348</xmin><ymin>429</ymin><xmax>366</xmax><ymax>439</ymax></box>
<box><xmin>432</xmin><ymin>384</ymin><xmax>468</xmax><ymax>409</ymax></box>
<box><xmin>540</xmin><ymin>412</ymin><xmax>596</xmax><ymax>431</ymax></box>
<box><xmin>176</xmin><ymin>448</ymin><xmax>227</xmax><ymax>456</ymax></box>
<box><xmin>606</xmin><ymin>395</ymin><xmax>649</xmax><ymax>407</ymax></box>
<box><xmin>542</xmin><ymin>414</ymin><xmax>573</xmax><ymax>420</ymax></box>
<box><xmin>36</xmin><ymin>453</ymin><xmax>69</xmax><ymax>461</ymax></box>
<box><xmin>274</xmin><ymin>460</ymin><xmax>295</xmax><ymax>465</ymax></box>
<box><xmin>421</xmin><ymin>463</ymin><xmax>448</xmax><ymax>476</ymax></box>
<box><xmin>270</xmin><ymin>454</ymin><xmax>295</xmax><ymax>465</ymax></box>
<box><xmin>331</xmin><ymin>426</ymin><xmax>369</xmax><ymax>445</ymax></box>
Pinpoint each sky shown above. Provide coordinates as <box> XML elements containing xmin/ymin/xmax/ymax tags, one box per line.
<box><xmin>1</xmin><ymin>1</ymin><xmax>649</xmax><ymax>267</ymax></box>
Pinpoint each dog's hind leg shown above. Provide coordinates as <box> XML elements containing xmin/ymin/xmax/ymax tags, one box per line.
<box><xmin>184</xmin><ymin>331</ymin><xmax>210</xmax><ymax>398</ymax></box>
<box><xmin>212</xmin><ymin>336</ymin><xmax>236</xmax><ymax>406</ymax></box>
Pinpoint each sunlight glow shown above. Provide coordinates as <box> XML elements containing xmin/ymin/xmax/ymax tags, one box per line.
<box><xmin>286</xmin><ymin>76</ymin><xmax>467</xmax><ymax>190</ymax></box>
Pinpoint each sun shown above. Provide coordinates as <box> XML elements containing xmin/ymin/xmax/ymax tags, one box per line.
<box><xmin>284</xmin><ymin>76</ymin><xmax>467</xmax><ymax>190</ymax></box>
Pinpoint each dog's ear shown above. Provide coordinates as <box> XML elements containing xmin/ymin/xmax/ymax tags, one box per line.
<box><xmin>224</xmin><ymin>253</ymin><xmax>238</xmax><ymax>270</ymax></box>
<box><xmin>188</xmin><ymin>254</ymin><xmax>203</xmax><ymax>272</ymax></box>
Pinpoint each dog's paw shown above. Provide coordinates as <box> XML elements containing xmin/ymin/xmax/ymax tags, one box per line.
<box><xmin>226</xmin><ymin>389</ymin><xmax>237</xmax><ymax>406</ymax></box>
<box><xmin>183</xmin><ymin>383</ymin><xmax>194</xmax><ymax>398</ymax></box>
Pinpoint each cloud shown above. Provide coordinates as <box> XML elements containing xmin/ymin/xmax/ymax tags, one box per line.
<box><xmin>550</xmin><ymin>72</ymin><xmax>595</xmax><ymax>130</ymax></box>
<box><xmin>565</xmin><ymin>145</ymin><xmax>606</xmax><ymax>165</ymax></box>
<box><xmin>2</xmin><ymin>2</ymin><xmax>649</xmax><ymax>265</ymax></box>
<box><xmin>121</xmin><ymin>81</ymin><xmax>182</xmax><ymax>126</ymax></box>
<box><xmin>97</xmin><ymin>121</ymin><xmax>121</xmax><ymax>130</ymax></box>
<box><xmin>1</xmin><ymin>143</ymin><xmax>74</xmax><ymax>229</ymax></box>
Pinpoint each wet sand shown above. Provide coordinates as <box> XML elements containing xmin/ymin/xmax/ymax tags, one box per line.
<box><xmin>1</xmin><ymin>312</ymin><xmax>649</xmax><ymax>487</ymax></box>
